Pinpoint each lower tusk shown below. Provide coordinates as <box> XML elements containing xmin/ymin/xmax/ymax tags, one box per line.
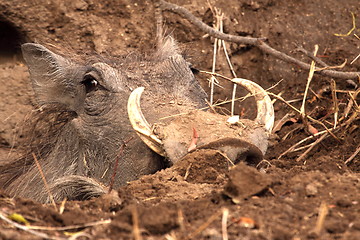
<box><xmin>127</xmin><ymin>87</ymin><xmax>165</xmax><ymax>156</ymax></box>
<box><xmin>231</xmin><ymin>78</ymin><xmax>274</xmax><ymax>132</ymax></box>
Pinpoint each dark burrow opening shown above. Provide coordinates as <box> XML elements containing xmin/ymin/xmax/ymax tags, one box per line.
<box><xmin>0</xmin><ymin>19</ymin><xmax>26</xmax><ymax>63</ymax></box>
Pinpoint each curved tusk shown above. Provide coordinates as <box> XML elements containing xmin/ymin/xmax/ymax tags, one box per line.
<box><xmin>231</xmin><ymin>78</ymin><xmax>274</xmax><ymax>132</ymax></box>
<box><xmin>127</xmin><ymin>87</ymin><xmax>165</xmax><ymax>156</ymax></box>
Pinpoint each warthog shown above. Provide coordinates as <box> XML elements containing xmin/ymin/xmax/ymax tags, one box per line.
<box><xmin>0</xmin><ymin>36</ymin><xmax>274</xmax><ymax>203</ymax></box>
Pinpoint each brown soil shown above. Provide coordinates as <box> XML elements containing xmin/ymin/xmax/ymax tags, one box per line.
<box><xmin>0</xmin><ymin>0</ymin><xmax>359</xmax><ymax>239</ymax></box>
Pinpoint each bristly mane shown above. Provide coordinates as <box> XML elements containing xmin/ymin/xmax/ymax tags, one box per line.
<box><xmin>0</xmin><ymin>104</ymin><xmax>76</xmax><ymax>188</ymax></box>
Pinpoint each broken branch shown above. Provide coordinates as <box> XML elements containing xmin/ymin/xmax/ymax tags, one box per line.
<box><xmin>159</xmin><ymin>0</ymin><xmax>360</xmax><ymax>80</ymax></box>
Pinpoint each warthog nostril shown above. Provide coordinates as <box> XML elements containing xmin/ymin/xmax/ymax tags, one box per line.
<box><xmin>197</xmin><ymin>138</ymin><xmax>264</xmax><ymax>166</ymax></box>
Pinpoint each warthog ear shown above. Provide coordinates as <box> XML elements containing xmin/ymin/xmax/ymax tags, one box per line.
<box><xmin>22</xmin><ymin>43</ymin><xmax>82</xmax><ymax>111</ymax></box>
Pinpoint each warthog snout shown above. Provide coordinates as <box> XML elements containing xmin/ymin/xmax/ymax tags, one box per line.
<box><xmin>128</xmin><ymin>78</ymin><xmax>274</xmax><ymax>166</ymax></box>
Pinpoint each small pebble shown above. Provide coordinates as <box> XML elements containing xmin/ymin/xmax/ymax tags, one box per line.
<box><xmin>305</xmin><ymin>183</ymin><xmax>318</xmax><ymax>196</ymax></box>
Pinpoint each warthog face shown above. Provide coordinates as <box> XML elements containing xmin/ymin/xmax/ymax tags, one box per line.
<box><xmin>128</xmin><ymin>78</ymin><xmax>274</xmax><ymax>166</ymax></box>
<box><xmin>0</xmin><ymin>36</ymin><xmax>274</xmax><ymax>203</ymax></box>
<box><xmin>0</xmin><ymin>38</ymin><xmax>208</xmax><ymax>202</ymax></box>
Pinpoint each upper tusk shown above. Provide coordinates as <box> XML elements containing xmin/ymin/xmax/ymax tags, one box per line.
<box><xmin>127</xmin><ymin>87</ymin><xmax>165</xmax><ymax>156</ymax></box>
<box><xmin>231</xmin><ymin>78</ymin><xmax>274</xmax><ymax>132</ymax></box>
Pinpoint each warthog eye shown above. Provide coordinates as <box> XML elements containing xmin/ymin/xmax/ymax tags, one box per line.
<box><xmin>82</xmin><ymin>74</ymin><xmax>98</xmax><ymax>93</ymax></box>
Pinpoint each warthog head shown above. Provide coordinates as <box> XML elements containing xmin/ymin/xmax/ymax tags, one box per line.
<box><xmin>0</xmin><ymin>36</ymin><xmax>274</xmax><ymax>203</ymax></box>
<box><xmin>0</xmin><ymin>38</ymin><xmax>208</xmax><ymax>202</ymax></box>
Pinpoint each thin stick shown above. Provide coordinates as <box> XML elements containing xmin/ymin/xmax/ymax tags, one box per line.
<box><xmin>177</xmin><ymin>208</ymin><xmax>185</xmax><ymax>232</ymax></box>
<box><xmin>108</xmin><ymin>137</ymin><xmax>133</xmax><ymax>193</ymax></box>
<box><xmin>345</xmin><ymin>144</ymin><xmax>360</xmax><ymax>165</ymax></box>
<box><xmin>296</xmin><ymin>133</ymin><xmax>328</xmax><ymax>162</ymax></box>
<box><xmin>132</xmin><ymin>205</ymin><xmax>142</xmax><ymax>240</ymax></box>
<box><xmin>315</xmin><ymin>59</ymin><xmax>347</xmax><ymax>71</ymax></box>
<box><xmin>32</xmin><ymin>153</ymin><xmax>57</xmax><ymax>211</ymax></box>
<box><xmin>313</xmin><ymin>202</ymin><xmax>328</xmax><ymax>235</ymax></box>
<box><xmin>205</xmin><ymin>76</ymin><xmax>224</xmax><ymax>88</ymax></box>
<box><xmin>300</xmin><ymin>45</ymin><xmax>318</xmax><ymax>117</ymax></box>
<box><xmin>334</xmin><ymin>12</ymin><xmax>356</xmax><ymax>37</ymax></box>
<box><xmin>350</xmin><ymin>53</ymin><xmax>360</xmax><ymax>65</ymax></box>
<box><xmin>216</xmin><ymin>151</ymin><xmax>235</xmax><ymax>166</ymax></box>
<box><xmin>293</xmin><ymin>142</ymin><xmax>321</xmax><ymax>153</ymax></box>
<box><xmin>349</xmin><ymin>88</ymin><xmax>360</xmax><ymax>109</ymax></box>
<box><xmin>296</xmin><ymin>46</ymin><xmax>329</xmax><ymax>67</ymax></box>
<box><xmin>330</xmin><ymin>80</ymin><xmax>339</xmax><ymax>128</ymax></box>
<box><xmin>279</xmin><ymin>126</ymin><xmax>338</xmax><ymax>159</ymax></box>
<box><xmin>59</xmin><ymin>198</ymin><xmax>66</xmax><ymax>215</ymax></box>
<box><xmin>209</xmin><ymin>8</ymin><xmax>221</xmax><ymax>105</ymax></box>
<box><xmin>159</xmin><ymin>0</ymin><xmax>360</xmax><ymax>79</ymax></box>
<box><xmin>343</xmin><ymin>95</ymin><xmax>354</xmax><ymax>119</ymax></box>
<box><xmin>27</xmin><ymin>219</ymin><xmax>111</xmax><ymax>231</ymax></box>
<box><xmin>269</xmin><ymin>92</ymin><xmax>339</xmax><ymax>141</ymax></box>
<box><xmin>217</xmin><ymin>10</ymin><xmax>238</xmax><ymax>116</ymax></box>
<box><xmin>154</xmin><ymin>0</ymin><xmax>164</xmax><ymax>47</ymax></box>
<box><xmin>0</xmin><ymin>211</ymin><xmax>64</xmax><ymax>240</ymax></box>
<box><xmin>199</xmin><ymin>70</ymin><xmax>233</xmax><ymax>81</ymax></box>
<box><xmin>158</xmin><ymin>76</ymin><xmax>282</xmax><ymax>121</ymax></box>
<box><xmin>221</xmin><ymin>208</ymin><xmax>229</xmax><ymax>240</ymax></box>
<box><xmin>184</xmin><ymin>163</ymin><xmax>192</xmax><ymax>181</ymax></box>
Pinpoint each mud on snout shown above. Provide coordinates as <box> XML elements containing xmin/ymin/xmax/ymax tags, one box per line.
<box><xmin>127</xmin><ymin>78</ymin><xmax>274</xmax><ymax>166</ymax></box>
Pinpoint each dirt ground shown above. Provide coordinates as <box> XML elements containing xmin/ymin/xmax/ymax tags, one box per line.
<box><xmin>0</xmin><ymin>0</ymin><xmax>359</xmax><ymax>239</ymax></box>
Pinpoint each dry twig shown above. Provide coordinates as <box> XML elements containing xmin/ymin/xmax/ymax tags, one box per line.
<box><xmin>0</xmin><ymin>211</ymin><xmax>64</xmax><ymax>240</ymax></box>
<box><xmin>209</xmin><ymin>6</ymin><xmax>221</xmax><ymax>105</ymax></box>
<box><xmin>221</xmin><ymin>208</ymin><xmax>229</xmax><ymax>240</ymax></box>
<box><xmin>27</xmin><ymin>219</ymin><xmax>111</xmax><ymax>231</ymax></box>
<box><xmin>132</xmin><ymin>205</ymin><xmax>142</xmax><ymax>240</ymax></box>
<box><xmin>296</xmin><ymin>46</ymin><xmax>329</xmax><ymax>67</ymax></box>
<box><xmin>269</xmin><ymin>92</ymin><xmax>339</xmax><ymax>141</ymax></box>
<box><xmin>345</xmin><ymin>144</ymin><xmax>360</xmax><ymax>165</ymax></box>
<box><xmin>350</xmin><ymin>53</ymin><xmax>360</xmax><ymax>65</ymax></box>
<box><xmin>313</xmin><ymin>202</ymin><xmax>328</xmax><ymax>236</ymax></box>
<box><xmin>296</xmin><ymin>133</ymin><xmax>328</xmax><ymax>162</ymax></box>
<box><xmin>184</xmin><ymin>163</ymin><xmax>192</xmax><ymax>181</ymax></box>
<box><xmin>32</xmin><ymin>153</ymin><xmax>57</xmax><ymax>211</ymax></box>
<box><xmin>300</xmin><ymin>45</ymin><xmax>318</xmax><ymax>123</ymax></box>
<box><xmin>214</xmin><ymin>9</ymin><xmax>239</xmax><ymax>116</ymax></box>
<box><xmin>108</xmin><ymin>137</ymin><xmax>133</xmax><ymax>193</ymax></box>
<box><xmin>334</xmin><ymin>12</ymin><xmax>356</xmax><ymax>37</ymax></box>
<box><xmin>330</xmin><ymin>80</ymin><xmax>339</xmax><ymax>128</ymax></box>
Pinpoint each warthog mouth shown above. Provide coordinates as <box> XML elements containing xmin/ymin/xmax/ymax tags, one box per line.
<box><xmin>127</xmin><ymin>78</ymin><xmax>274</xmax><ymax>162</ymax></box>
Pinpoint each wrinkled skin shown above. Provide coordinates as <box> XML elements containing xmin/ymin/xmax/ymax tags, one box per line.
<box><xmin>0</xmin><ymin>38</ymin><xmax>207</xmax><ymax>202</ymax></box>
